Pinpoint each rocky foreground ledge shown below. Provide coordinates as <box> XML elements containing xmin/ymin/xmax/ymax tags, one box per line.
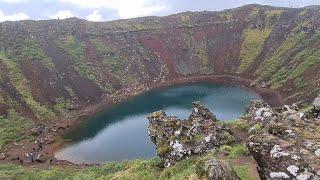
<box><xmin>147</xmin><ymin>100</ymin><xmax>320</xmax><ymax>179</ymax></box>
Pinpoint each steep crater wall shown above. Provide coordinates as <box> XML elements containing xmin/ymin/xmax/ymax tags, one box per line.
<box><xmin>0</xmin><ymin>4</ymin><xmax>319</xmax><ymax>124</ymax></box>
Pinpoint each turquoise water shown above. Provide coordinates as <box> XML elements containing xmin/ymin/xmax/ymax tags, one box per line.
<box><xmin>55</xmin><ymin>83</ymin><xmax>260</xmax><ymax>164</ymax></box>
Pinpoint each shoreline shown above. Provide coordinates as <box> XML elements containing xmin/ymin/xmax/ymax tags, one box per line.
<box><xmin>0</xmin><ymin>74</ymin><xmax>283</xmax><ymax>167</ymax></box>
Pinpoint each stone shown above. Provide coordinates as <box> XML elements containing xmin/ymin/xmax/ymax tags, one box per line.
<box><xmin>315</xmin><ymin>149</ymin><xmax>320</xmax><ymax>158</ymax></box>
<box><xmin>147</xmin><ymin>101</ymin><xmax>234</xmax><ymax>166</ymax></box>
<box><xmin>313</xmin><ymin>94</ymin><xmax>320</xmax><ymax>107</ymax></box>
<box><xmin>287</xmin><ymin>165</ymin><xmax>299</xmax><ymax>176</ymax></box>
<box><xmin>246</xmin><ymin>100</ymin><xmax>320</xmax><ymax>180</ymax></box>
<box><xmin>269</xmin><ymin>172</ymin><xmax>289</xmax><ymax>179</ymax></box>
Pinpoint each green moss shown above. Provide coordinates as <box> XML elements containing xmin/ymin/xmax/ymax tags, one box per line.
<box><xmin>256</xmin><ymin>33</ymin><xmax>306</xmax><ymax>81</ymax></box>
<box><xmin>90</xmin><ymin>38</ymin><xmax>116</xmax><ymax>57</ymax></box>
<box><xmin>198</xmin><ymin>49</ymin><xmax>209</xmax><ymax>73</ymax></box>
<box><xmin>90</xmin><ymin>37</ymin><xmax>130</xmax><ymax>87</ymax></box>
<box><xmin>157</xmin><ymin>141</ymin><xmax>171</xmax><ymax>156</ymax></box>
<box><xmin>248</xmin><ymin>123</ymin><xmax>263</xmax><ymax>134</ymax></box>
<box><xmin>180</xmin><ymin>14</ymin><xmax>192</xmax><ymax>27</ymax></box>
<box><xmin>0</xmin><ymin>109</ymin><xmax>34</xmax><ymax>150</ymax></box>
<box><xmin>57</xmin><ymin>36</ymin><xmax>95</xmax><ymax>80</ymax></box>
<box><xmin>265</xmin><ymin>9</ymin><xmax>283</xmax><ymax>22</ymax></box>
<box><xmin>103</xmin><ymin>56</ymin><xmax>126</xmax><ymax>74</ymax></box>
<box><xmin>1</xmin><ymin>53</ymin><xmax>55</xmax><ymax>121</ymax></box>
<box><xmin>231</xmin><ymin>119</ymin><xmax>250</xmax><ymax>131</ymax></box>
<box><xmin>268</xmin><ymin>45</ymin><xmax>320</xmax><ymax>89</ymax></box>
<box><xmin>246</xmin><ymin>7</ymin><xmax>259</xmax><ymax>21</ymax></box>
<box><xmin>233</xmin><ymin>165</ymin><xmax>252</xmax><ymax>180</ymax></box>
<box><xmin>194</xmin><ymin>134</ymin><xmax>204</xmax><ymax>142</ymax></box>
<box><xmin>53</xmin><ymin>98</ymin><xmax>73</xmax><ymax>114</ymax></box>
<box><xmin>57</xmin><ymin>36</ymin><xmax>114</xmax><ymax>92</ymax></box>
<box><xmin>218</xmin><ymin>10</ymin><xmax>233</xmax><ymax>20</ymax></box>
<box><xmin>219</xmin><ymin>145</ymin><xmax>232</xmax><ymax>152</ymax></box>
<box><xmin>237</xmin><ymin>28</ymin><xmax>271</xmax><ymax>73</ymax></box>
<box><xmin>229</xmin><ymin>144</ymin><xmax>249</xmax><ymax>159</ymax></box>
<box><xmin>289</xmin><ymin>48</ymin><xmax>320</xmax><ymax>79</ymax></box>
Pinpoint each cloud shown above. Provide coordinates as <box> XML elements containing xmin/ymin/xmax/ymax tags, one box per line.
<box><xmin>0</xmin><ymin>10</ymin><xmax>29</xmax><ymax>22</ymax></box>
<box><xmin>50</xmin><ymin>10</ymin><xmax>74</xmax><ymax>19</ymax></box>
<box><xmin>0</xmin><ymin>0</ymin><xmax>27</xmax><ymax>3</ymax></box>
<box><xmin>86</xmin><ymin>10</ymin><xmax>103</xmax><ymax>21</ymax></box>
<box><xmin>59</xmin><ymin>0</ymin><xmax>166</xmax><ymax>18</ymax></box>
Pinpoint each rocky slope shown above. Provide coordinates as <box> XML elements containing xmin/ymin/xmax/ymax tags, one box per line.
<box><xmin>147</xmin><ymin>100</ymin><xmax>320</xmax><ymax>179</ymax></box>
<box><xmin>0</xmin><ymin>4</ymin><xmax>320</xmax><ymax>124</ymax></box>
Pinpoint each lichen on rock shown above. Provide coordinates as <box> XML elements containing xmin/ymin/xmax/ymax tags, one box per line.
<box><xmin>245</xmin><ymin>100</ymin><xmax>320</xmax><ymax>180</ymax></box>
<box><xmin>147</xmin><ymin>101</ymin><xmax>234</xmax><ymax>167</ymax></box>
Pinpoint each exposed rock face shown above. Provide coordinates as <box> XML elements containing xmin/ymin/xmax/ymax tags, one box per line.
<box><xmin>147</xmin><ymin>101</ymin><xmax>234</xmax><ymax>167</ymax></box>
<box><xmin>245</xmin><ymin>100</ymin><xmax>320</xmax><ymax>180</ymax></box>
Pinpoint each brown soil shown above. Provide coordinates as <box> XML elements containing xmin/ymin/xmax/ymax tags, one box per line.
<box><xmin>0</xmin><ymin>75</ymin><xmax>283</xmax><ymax>170</ymax></box>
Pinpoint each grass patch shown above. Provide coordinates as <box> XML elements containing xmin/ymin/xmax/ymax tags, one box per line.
<box><xmin>0</xmin><ymin>157</ymin><xmax>201</xmax><ymax>179</ymax></box>
<box><xmin>256</xmin><ymin>33</ymin><xmax>306</xmax><ymax>81</ymax></box>
<box><xmin>1</xmin><ymin>53</ymin><xmax>55</xmax><ymax>121</ymax></box>
<box><xmin>232</xmin><ymin>119</ymin><xmax>250</xmax><ymax>131</ymax></box>
<box><xmin>194</xmin><ymin>134</ymin><xmax>204</xmax><ymax>142</ymax></box>
<box><xmin>56</xmin><ymin>36</ymin><xmax>96</xmax><ymax>81</ymax></box>
<box><xmin>0</xmin><ymin>109</ymin><xmax>34</xmax><ymax>150</ymax></box>
<box><xmin>229</xmin><ymin>144</ymin><xmax>249</xmax><ymax>159</ymax></box>
<box><xmin>237</xmin><ymin>28</ymin><xmax>271</xmax><ymax>73</ymax></box>
<box><xmin>6</xmin><ymin>39</ymin><xmax>55</xmax><ymax>70</ymax></box>
<box><xmin>233</xmin><ymin>165</ymin><xmax>252</xmax><ymax>180</ymax></box>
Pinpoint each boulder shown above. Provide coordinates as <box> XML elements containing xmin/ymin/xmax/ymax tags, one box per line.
<box><xmin>245</xmin><ymin>100</ymin><xmax>320</xmax><ymax>180</ymax></box>
<box><xmin>147</xmin><ymin>102</ymin><xmax>234</xmax><ymax>167</ymax></box>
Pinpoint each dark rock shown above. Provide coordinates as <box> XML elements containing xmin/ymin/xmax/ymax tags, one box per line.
<box><xmin>147</xmin><ymin>101</ymin><xmax>234</xmax><ymax>166</ymax></box>
<box><xmin>189</xmin><ymin>101</ymin><xmax>218</xmax><ymax>122</ymax></box>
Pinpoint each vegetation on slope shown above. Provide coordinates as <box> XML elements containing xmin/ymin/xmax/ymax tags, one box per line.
<box><xmin>5</xmin><ymin>39</ymin><xmax>55</xmax><ymax>70</ymax></box>
<box><xmin>237</xmin><ymin>28</ymin><xmax>271</xmax><ymax>73</ymax></box>
<box><xmin>56</xmin><ymin>36</ymin><xmax>111</xmax><ymax>92</ymax></box>
<box><xmin>0</xmin><ymin>109</ymin><xmax>33</xmax><ymax>151</ymax></box>
<box><xmin>255</xmin><ymin>33</ymin><xmax>306</xmax><ymax>81</ymax></box>
<box><xmin>0</xmin><ymin>53</ymin><xmax>55</xmax><ymax>121</ymax></box>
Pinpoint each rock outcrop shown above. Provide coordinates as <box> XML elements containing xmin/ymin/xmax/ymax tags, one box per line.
<box><xmin>245</xmin><ymin>100</ymin><xmax>320</xmax><ymax>180</ymax></box>
<box><xmin>147</xmin><ymin>101</ymin><xmax>235</xmax><ymax>167</ymax></box>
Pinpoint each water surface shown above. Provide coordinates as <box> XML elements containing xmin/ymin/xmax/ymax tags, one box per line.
<box><xmin>55</xmin><ymin>83</ymin><xmax>260</xmax><ymax>164</ymax></box>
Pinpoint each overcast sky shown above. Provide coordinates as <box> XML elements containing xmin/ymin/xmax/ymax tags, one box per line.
<box><xmin>0</xmin><ymin>0</ymin><xmax>320</xmax><ymax>22</ymax></box>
